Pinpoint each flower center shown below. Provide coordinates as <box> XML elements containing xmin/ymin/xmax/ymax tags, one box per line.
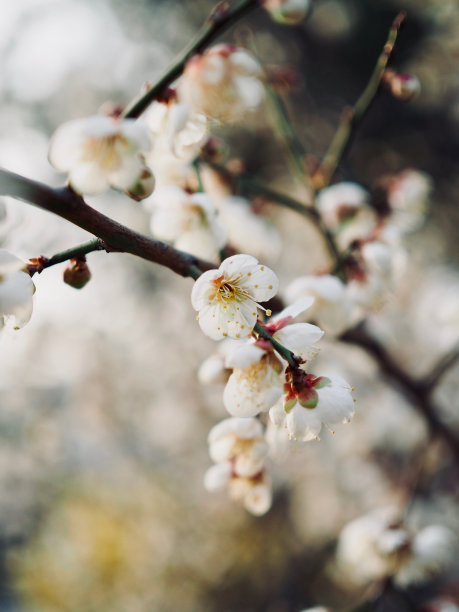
<box><xmin>82</xmin><ymin>133</ymin><xmax>129</xmax><ymax>171</ymax></box>
<box><xmin>211</xmin><ymin>274</ymin><xmax>250</xmax><ymax>305</ymax></box>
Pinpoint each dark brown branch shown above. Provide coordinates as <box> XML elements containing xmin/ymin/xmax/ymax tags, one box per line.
<box><xmin>341</xmin><ymin>323</ymin><xmax>459</xmax><ymax>463</ymax></box>
<box><xmin>0</xmin><ymin>168</ymin><xmax>214</xmax><ymax>278</ymax></box>
<box><xmin>122</xmin><ymin>0</ymin><xmax>259</xmax><ymax>119</ymax></box>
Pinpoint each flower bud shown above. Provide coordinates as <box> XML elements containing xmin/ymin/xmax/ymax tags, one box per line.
<box><xmin>63</xmin><ymin>259</ymin><xmax>91</xmax><ymax>290</ymax></box>
<box><xmin>262</xmin><ymin>0</ymin><xmax>313</xmax><ymax>25</ymax></box>
<box><xmin>125</xmin><ymin>166</ymin><xmax>156</xmax><ymax>201</ymax></box>
<box><xmin>384</xmin><ymin>70</ymin><xmax>421</xmax><ymax>102</ymax></box>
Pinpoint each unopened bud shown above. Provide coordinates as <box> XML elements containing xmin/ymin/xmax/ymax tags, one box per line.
<box><xmin>262</xmin><ymin>0</ymin><xmax>313</xmax><ymax>25</ymax></box>
<box><xmin>384</xmin><ymin>70</ymin><xmax>420</xmax><ymax>102</ymax></box>
<box><xmin>125</xmin><ymin>166</ymin><xmax>156</xmax><ymax>201</ymax></box>
<box><xmin>63</xmin><ymin>258</ymin><xmax>91</xmax><ymax>289</ymax></box>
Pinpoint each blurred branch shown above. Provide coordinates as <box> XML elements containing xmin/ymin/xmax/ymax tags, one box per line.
<box><xmin>0</xmin><ymin>167</ymin><xmax>213</xmax><ymax>278</ymax></box>
<box><xmin>28</xmin><ymin>239</ymin><xmax>106</xmax><ymax>275</ymax></box>
<box><xmin>317</xmin><ymin>12</ymin><xmax>406</xmax><ymax>188</ymax></box>
<box><xmin>264</xmin><ymin>85</ymin><xmax>310</xmax><ymax>187</ymax></box>
<box><xmin>122</xmin><ymin>0</ymin><xmax>259</xmax><ymax>119</ymax></box>
<box><xmin>341</xmin><ymin>323</ymin><xmax>459</xmax><ymax>464</ymax></box>
<box><xmin>423</xmin><ymin>346</ymin><xmax>459</xmax><ymax>392</ymax></box>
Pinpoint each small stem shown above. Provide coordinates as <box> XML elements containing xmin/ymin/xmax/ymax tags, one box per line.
<box><xmin>265</xmin><ymin>86</ymin><xmax>309</xmax><ymax>187</ymax></box>
<box><xmin>192</xmin><ymin>159</ymin><xmax>204</xmax><ymax>192</ymax></box>
<box><xmin>318</xmin><ymin>12</ymin><xmax>406</xmax><ymax>188</ymax></box>
<box><xmin>254</xmin><ymin>322</ymin><xmax>298</xmax><ymax>367</ymax></box>
<box><xmin>122</xmin><ymin>0</ymin><xmax>258</xmax><ymax>119</ymax></box>
<box><xmin>29</xmin><ymin>239</ymin><xmax>106</xmax><ymax>274</ymax></box>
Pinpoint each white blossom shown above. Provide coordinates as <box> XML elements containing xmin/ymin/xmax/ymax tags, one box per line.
<box><xmin>49</xmin><ymin>115</ymin><xmax>152</xmax><ymax>195</ymax></box>
<box><xmin>0</xmin><ymin>250</ymin><xmax>34</xmax><ymax>331</ymax></box>
<box><xmin>223</xmin><ymin>298</ymin><xmax>323</xmax><ymax>417</ymax></box>
<box><xmin>270</xmin><ymin>374</ymin><xmax>354</xmax><ymax>441</ymax></box>
<box><xmin>219</xmin><ymin>195</ymin><xmax>282</xmax><ymax>263</ymax></box>
<box><xmin>178</xmin><ymin>44</ymin><xmax>264</xmax><ymax>122</ymax></box>
<box><xmin>191</xmin><ymin>254</ymin><xmax>278</xmax><ymax>340</ymax></box>
<box><xmin>387</xmin><ymin>169</ymin><xmax>432</xmax><ymax>233</ymax></box>
<box><xmin>146</xmin><ymin>185</ymin><xmax>226</xmax><ymax>261</ymax></box>
<box><xmin>285</xmin><ymin>274</ymin><xmax>353</xmax><ymax>335</ymax></box>
<box><xmin>204</xmin><ymin>462</ymin><xmax>273</xmax><ymax>516</ymax></box>
<box><xmin>207</xmin><ymin>417</ymin><xmax>268</xmax><ymax>478</ymax></box>
<box><xmin>337</xmin><ymin>508</ymin><xmax>456</xmax><ymax>586</ymax></box>
<box><xmin>262</xmin><ymin>0</ymin><xmax>312</xmax><ymax>25</ymax></box>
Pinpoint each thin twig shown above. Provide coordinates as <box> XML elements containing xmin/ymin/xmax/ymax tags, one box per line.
<box><xmin>0</xmin><ymin>167</ymin><xmax>213</xmax><ymax>279</ymax></box>
<box><xmin>254</xmin><ymin>322</ymin><xmax>298</xmax><ymax>367</ymax></box>
<box><xmin>318</xmin><ymin>12</ymin><xmax>406</xmax><ymax>188</ymax></box>
<box><xmin>423</xmin><ymin>346</ymin><xmax>459</xmax><ymax>392</ymax></box>
<box><xmin>122</xmin><ymin>0</ymin><xmax>259</xmax><ymax>119</ymax></box>
<box><xmin>28</xmin><ymin>238</ymin><xmax>106</xmax><ymax>275</ymax></box>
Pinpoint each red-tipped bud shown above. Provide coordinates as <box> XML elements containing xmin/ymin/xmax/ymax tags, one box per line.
<box><xmin>384</xmin><ymin>69</ymin><xmax>421</xmax><ymax>102</ymax></box>
<box><xmin>63</xmin><ymin>258</ymin><xmax>91</xmax><ymax>289</ymax></box>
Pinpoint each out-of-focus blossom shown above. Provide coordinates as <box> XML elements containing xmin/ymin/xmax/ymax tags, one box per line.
<box><xmin>197</xmin><ymin>338</ymin><xmax>244</xmax><ymax>385</ymax></box>
<box><xmin>388</xmin><ymin>72</ymin><xmax>421</xmax><ymax>102</ymax></box>
<box><xmin>346</xmin><ymin>240</ymin><xmax>405</xmax><ymax>311</ymax></box>
<box><xmin>270</xmin><ymin>373</ymin><xmax>354</xmax><ymax>441</ymax></box>
<box><xmin>146</xmin><ymin>100</ymin><xmax>208</xmax><ymax>162</ymax></box>
<box><xmin>223</xmin><ymin>298</ymin><xmax>323</xmax><ymax>417</ymax></box>
<box><xmin>0</xmin><ymin>249</ymin><xmax>34</xmax><ymax>331</ymax></box>
<box><xmin>207</xmin><ymin>417</ymin><xmax>268</xmax><ymax>478</ymax></box>
<box><xmin>178</xmin><ymin>44</ymin><xmax>264</xmax><ymax>122</ymax></box>
<box><xmin>146</xmin><ymin>185</ymin><xmax>226</xmax><ymax>261</ymax></box>
<box><xmin>219</xmin><ymin>195</ymin><xmax>283</xmax><ymax>263</ymax></box>
<box><xmin>262</xmin><ymin>0</ymin><xmax>313</xmax><ymax>25</ymax></box>
<box><xmin>49</xmin><ymin>115</ymin><xmax>152</xmax><ymax>195</ymax></box>
<box><xmin>285</xmin><ymin>274</ymin><xmax>353</xmax><ymax>335</ymax></box>
<box><xmin>191</xmin><ymin>254</ymin><xmax>278</xmax><ymax>340</ymax></box>
<box><xmin>337</xmin><ymin>508</ymin><xmax>456</xmax><ymax>586</ymax></box>
<box><xmin>386</xmin><ymin>169</ymin><xmax>433</xmax><ymax>233</ymax></box>
<box><xmin>204</xmin><ymin>461</ymin><xmax>272</xmax><ymax>516</ymax></box>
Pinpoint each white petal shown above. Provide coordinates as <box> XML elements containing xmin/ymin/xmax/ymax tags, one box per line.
<box><xmin>243</xmin><ymin>481</ymin><xmax>272</xmax><ymax>516</ymax></box>
<box><xmin>0</xmin><ymin>271</ymin><xmax>34</xmax><ymax>313</ymax></box>
<box><xmin>208</xmin><ymin>416</ymin><xmax>263</xmax><ymax>444</ymax></box>
<box><xmin>68</xmin><ymin>162</ymin><xmax>109</xmax><ymax>195</ymax></box>
<box><xmin>274</xmin><ymin>322</ymin><xmax>324</xmax><ymax>356</ymax></box>
<box><xmin>108</xmin><ymin>154</ymin><xmax>144</xmax><ymax>190</ymax></box>
<box><xmin>285</xmin><ymin>405</ymin><xmax>322</xmax><ymax>441</ymax></box>
<box><xmin>191</xmin><ymin>269</ymin><xmax>221</xmax><ymax>311</ymax></box>
<box><xmin>271</xmin><ymin>296</ymin><xmax>315</xmax><ymax>322</ymax></box>
<box><xmin>225</xmin><ymin>344</ymin><xmax>266</xmax><ymax>369</ymax></box>
<box><xmin>316</xmin><ymin>376</ymin><xmax>355</xmax><ymax>425</ymax></box>
<box><xmin>204</xmin><ymin>463</ymin><xmax>231</xmax><ymax>491</ymax></box>
<box><xmin>0</xmin><ymin>250</ymin><xmax>25</xmax><ymax>275</ymax></box>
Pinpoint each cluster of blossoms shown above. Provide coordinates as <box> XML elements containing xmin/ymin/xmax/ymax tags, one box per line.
<box><xmin>336</xmin><ymin>508</ymin><xmax>456</xmax><ymax>587</ymax></box>
<box><xmin>193</xmin><ymin>254</ymin><xmax>355</xmax><ymax>513</ymax></box>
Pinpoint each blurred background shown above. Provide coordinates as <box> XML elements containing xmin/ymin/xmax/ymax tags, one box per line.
<box><xmin>0</xmin><ymin>0</ymin><xmax>458</xmax><ymax>610</ymax></box>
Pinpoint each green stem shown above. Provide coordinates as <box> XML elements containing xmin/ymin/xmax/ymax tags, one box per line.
<box><xmin>30</xmin><ymin>239</ymin><xmax>106</xmax><ymax>274</ymax></box>
<box><xmin>319</xmin><ymin>12</ymin><xmax>406</xmax><ymax>187</ymax></box>
<box><xmin>264</xmin><ymin>86</ymin><xmax>309</xmax><ymax>187</ymax></box>
<box><xmin>122</xmin><ymin>0</ymin><xmax>259</xmax><ymax>119</ymax></box>
<box><xmin>254</xmin><ymin>322</ymin><xmax>298</xmax><ymax>367</ymax></box>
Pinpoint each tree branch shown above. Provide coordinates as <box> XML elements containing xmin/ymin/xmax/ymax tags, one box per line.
<box><xmin>341</xmin><ymin>323</ymin><xmax>459</xmax><ymax>463</ymax></box>
<box><xmin>317</xmin><ymin>12</ymin><xmax>406</xmax><ymax>188</ymax></box>
<box><xmin>28</xmin><ymin>239</ymin><xmax>106</xmax><ymax>275</ymax></box>
<box><xmin>122</xmin><ymin>0</ymin><xmax>259</xmax><ymax>119</ymax></box>
<box><xmin>0</xmin><ymin>167</ymin><xmax>214</xmax><ymax>278</ymax></box>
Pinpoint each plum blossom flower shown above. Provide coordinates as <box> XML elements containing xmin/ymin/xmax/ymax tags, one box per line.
<box><xmin>262</xmin><ymin>0</ymin><xmax>312</xmax><ymax>25</ymax></box>
<box><xmin>336</xmin><ymin>508</ymin><xmax>456</xmax><ymax>586</ymax></box>
<box><xmin>316</xmin><ymin>182</ymin><xmax>378</xmax><ymax>249</ymax></box>
<box><xmin>178</xmin><ymin>44</ymin><xmax>264</xmax><ymax>122</ymax></box>
<box><xmin>49</xmin><ymin>115</ymin><xmax>152</xmax><ymax>195</ymax></box>
<box><xmin>386</xmin><ymin>169</ymin><xmax>432</xmax><ymax>233</ymax></box>
<box><xmin>223</xmin><ymin>297</ymin><xmax>324</xmax><ymax>417</ymax></box>
<box><xmin>191</xmin><ymin>254</ymin><xmax>279</xmax><ymax>340</ymax></box>
<box><xmin>146</xmin><ymin>185</ymin><xmax>226</xmax><ymax>261</ymax></box>
<box><xmin>145</xmin><ymin>100</ymin><xmax>208</xmax><ymax>162</ymax></box>
<box><xmin>204</xmin><ymin>461</ymin><xmax>272</xmax><ymax>516</ymax></box>
<box><xmin>207</xmin><ymin>417</ymin><xmax>268</xmax><ymax>478</ymax></box>
<box><xmin>270</xmin><ymin>372</ymin><xmax>354</xmax><ymax>441</ymax></box>
<box><xmin>218</xmin><ymin>196</ymin><xmax>282</xmax><ymax>263</ymax></box>
<box><xmin>0</xmin><ymin>250</ymin><xmax>34</xmax><ymax>331</ymax></box>
<box><xmin>285</xmin><ymin>274</ymin><xmax>353</xmax><ymax>335</ymax></box>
